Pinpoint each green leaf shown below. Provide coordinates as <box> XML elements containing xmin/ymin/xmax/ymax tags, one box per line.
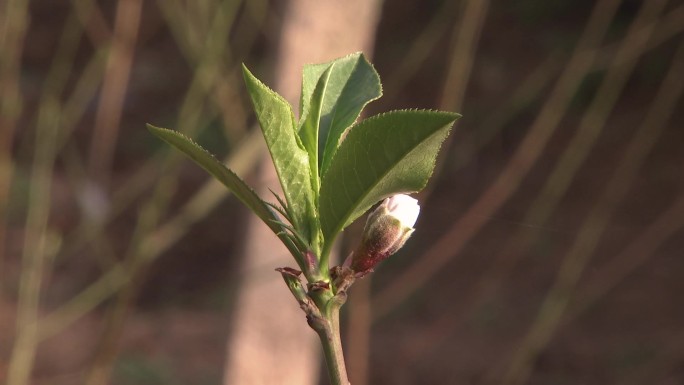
<box><xmin>147</xmin><ymin>124</ymin><xmax>310</xmax><ymax>270</ymax></box>
<box><xmin>242</xmin><ymin>64</ymin><xmax>316</xmax><ymax>243</ymax></box>
<box><xmin>299</xmin><ymin>52</ymin><xmax>383</xmax><ymax>176</ymax></box>
<box><xmin>299</xmin><ymin>65</ymin><xmax>333</xmax><ymax>199</ymax></box>
<box><xmin>146</xmin><ymin>124</ymin><xmax>279</xmax><ymax>232</ymax></box>
<box><xmin>319</xmin><ymin>110</ymin><xmax>460</xmax><ymax>241</ymax></box>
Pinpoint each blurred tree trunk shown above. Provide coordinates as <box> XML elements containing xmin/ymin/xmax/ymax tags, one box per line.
<box><xmin>223</xmin><ymin>1</ymin><xmax>382</xmax><ymax>384</ymax></box>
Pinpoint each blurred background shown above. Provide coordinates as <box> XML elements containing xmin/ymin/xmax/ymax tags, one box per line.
<box><xmin>1</xmin><ymin>0</ymin><xmax>683</xmax><ymax>384</ymax></box>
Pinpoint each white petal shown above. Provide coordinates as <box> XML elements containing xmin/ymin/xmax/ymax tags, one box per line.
<box><xmin>386</xmin><ymin>194</ymin><xmax>420</xmax><ymax>228</ymax></box>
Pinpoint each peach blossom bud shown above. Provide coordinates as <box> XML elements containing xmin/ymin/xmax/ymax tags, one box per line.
<box><xmin>351</xmin><ymin>194</ymin><xmax>420</xmax><ymax>276</ymax></box>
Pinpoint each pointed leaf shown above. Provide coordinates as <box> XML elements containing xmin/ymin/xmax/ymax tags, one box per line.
<box><xmin>147</xmin><ymin>124</ymin><xmax>309</xmax><ymax>269</ymax></box>
<box><xmin>319</xmin><ymin>110</ymin><xmax>460</xmax><ymax>241</ymax></box>
<box><xmin>242</xmin><ymin>64</ymin><xmax>316</xmax><ymax>242</ymax></box>
<box><xmin>146</xmin><ymin>124</ymin><xmax>278</xmax><ymax>232</ymax></box>
<box><xmin>299</xmin><ymin>52</ymin><xmax>382</xmax><ymax>176</ymax></box>
<box><xmin>299</xmin><ymin>65</ymin><xmax>333</xmax><ymax>197</ymax></box>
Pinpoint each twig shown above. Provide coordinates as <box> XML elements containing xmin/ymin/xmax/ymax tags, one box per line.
<box><xmin>7</xmin><ymin>9</ymin><xmax>83</xmax><ymax>385</ymax></box>
<box><xmin>439</xmin><ymin>0</ymin><xmax>490</xmax><ymax>112</ymax></box>
<box><xmin>36</xmin><ymin>0</ymin><xmax>261</xmax><ymax>344</ymax></box>
<box><xmin>87</xmin><ymin>0</ymin><xmax>143</xmax><ymax>186</ymax></box>
<box><xmin>71</xmin><ymin>0</ymin><xmax>111</xmax><ymax>46</ymax></box>
<box><xmin>372</xmin><ymin>1</ymin><xmax>684</xmax><ymax>364</ymax></box>
<box><xmin>0</xmin><ymin>0</ymin><xmax>29</xmax><ymax>284</ymax></box>
<box><xmin>84</xmin><ymin>2</ymin><xmax>250</xmax><ymax>377</ymax></box>
<box><xmin>373</xmin><ymin>0</ymin><xmax>624</xmax><ymax>319</ymax></box>
<box><xmin>421</xmin><ymin>0</ymin><xmax>490</xmax><ymax>200</ymax></box>
<box><xmin>564</xmin><ymin>38</ymin><xmax>684</xmax><ymax>325</ymax></box>
<box><xmin>382</xmin><ymin>0</ymin><xmax>460</xmax><ymax>104</ymax></box>
<box><xmin>500</xmin><ymin>1</ymin><xmax>671</xmax><ymax>382</ymax></box>
<box><xmin>568</xmin><ymin>194</ymin><xmax>684</xmax><ymax>325</ymax></box>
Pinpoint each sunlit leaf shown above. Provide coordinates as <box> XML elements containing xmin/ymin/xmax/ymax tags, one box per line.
<box><xmin>319</xmin><ymin>110</ymin><xmax>460</xmax><ymax>241</ymax></box>
<box><xmin>147</xmin><ymin>124</ymin><xmax>278</xmax><ymax>231</ymax></box>
<box><xmin>147</xmin><ymin>124</ymin><xmax>311</xmax><ymax>268</ymax></box>
<box><xmin>299</xmin><ymin>65</ymin><xmax>333</xmax><ymax>198</ymax></box>
<box><xmin>242</xmin><ymin>64</ymin><xmax>316</xmax><ymax>242</ymax></box>
<box><xmin>299</xmin><ymin>52</ymin><xmax>382</xmax><ymax>176</ymax></box>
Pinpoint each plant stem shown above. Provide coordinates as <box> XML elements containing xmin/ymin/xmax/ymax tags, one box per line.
<box><xmin>319</xmin><ymin>241</ymin><xmax>334</xmax><ymax>277</ymax></box>
<box><xmin>317</xmin><ymin>306</ymin><xmax>350</xmax><ymax>385</ymax></box>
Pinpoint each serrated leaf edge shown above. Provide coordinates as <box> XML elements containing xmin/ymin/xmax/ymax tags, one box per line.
<box><xmin>320</xmin><ymin>109</ymin><xmax>460</xmax><ymax>239</ymax></box>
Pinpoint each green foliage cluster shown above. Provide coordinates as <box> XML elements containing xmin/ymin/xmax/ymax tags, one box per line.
<box><xmin>149</xmin><ymin>53</ymin><xmax>459</xmax><ymax>281</ymax></box>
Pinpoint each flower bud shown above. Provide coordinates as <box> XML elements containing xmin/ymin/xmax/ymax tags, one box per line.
<box><xmin>351</xmin><ymin>194</ymin><xmax>420</xmax><ymax>277</ymax></box>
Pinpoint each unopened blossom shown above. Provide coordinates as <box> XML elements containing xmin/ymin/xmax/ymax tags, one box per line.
<box><xmin>351</xmin><ymin>194</ymin><xmax>420</xmax><ymax>276</ymax></box>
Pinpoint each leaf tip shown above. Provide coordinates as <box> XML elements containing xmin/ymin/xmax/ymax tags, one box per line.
<box><xmin>146</xmin><ymin>123</ymin><xmax>172</xmax><ymax>138</ymax></box>
<box><xmin>241</xmin><ymin>63</ymin><xmax>254</xmax><ymax>82</ymax></box>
